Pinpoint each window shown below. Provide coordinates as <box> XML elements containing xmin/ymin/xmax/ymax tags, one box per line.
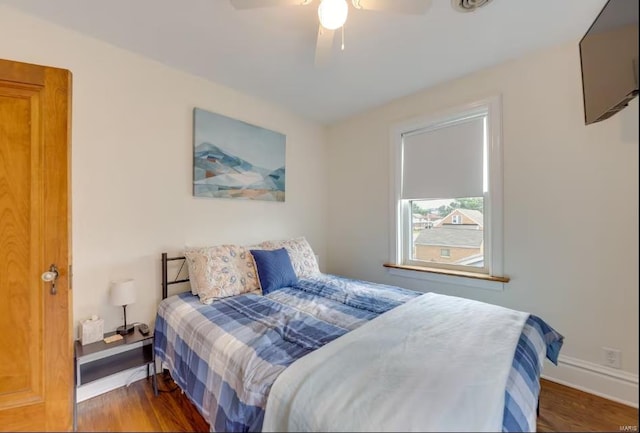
<box><xmin>389</xmin><ymin>96</ymin><xmax>504</xmax><ymax>284</ymax></box>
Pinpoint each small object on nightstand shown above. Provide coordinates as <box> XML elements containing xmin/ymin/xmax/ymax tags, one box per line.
<box><xmin>138</xmin><ymin>323</ymin><xmax>150</xmax><ymax>335</ymax></box>
<box><xmin>103</xmin><ymin>334</ymin><xmax>124</xmax><ymax>344</ymax></box>
<box><xmin>110</xmin><ymin>278</ymin><xmax>137</xmax><ymax>335</ymax></box>
<box><xmin>80</xmin><ymin>314</ymin><xmax>104</xmax><ymax>345</ymax></box>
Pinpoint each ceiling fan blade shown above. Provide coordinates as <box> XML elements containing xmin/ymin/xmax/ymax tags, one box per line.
<box><xmin>351</xmin><ymin>0</ymin><xmax>431</xmax><ymax>14</ymax></box>
<box><xmin>314</xmin><ymin>25</ymin><xmax>336</xmax><ymax>67</ymax></box>
<box><xmin>230</xmin><ymin>0</ymin><xmax>312</xmax><ymax>9</ymax></box>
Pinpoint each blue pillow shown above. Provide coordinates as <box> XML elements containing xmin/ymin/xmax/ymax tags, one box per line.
<box><xmin>250</xmin><ymin>248</ymin><xmax>298</xmax><ymax>295</ymax></box>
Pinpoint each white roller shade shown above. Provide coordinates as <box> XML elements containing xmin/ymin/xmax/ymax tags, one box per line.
<box><xmin>402</xmin><ymin>115</ymin><xmax>485</xmax><ymax>200</ymax></box>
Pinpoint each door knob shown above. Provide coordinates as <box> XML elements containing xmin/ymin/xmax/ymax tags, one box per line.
<box><xmin>41</xmin><ymin>264</ymin><xmax>59</xmax><ymax>295</ymax></box>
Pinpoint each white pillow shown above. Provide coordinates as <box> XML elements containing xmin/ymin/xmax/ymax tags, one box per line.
<box><xmin>184</xmin><ymin>244</ymin><xmax>261</xmax><ymax>303</ymax></box>
<box><xmin>258</xmin><ymin>237</ymin><xmax>320</xmax><ymax>278</ymax></box>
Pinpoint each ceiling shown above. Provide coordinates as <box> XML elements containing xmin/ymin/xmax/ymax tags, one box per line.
<box><xmin>2</xmin><ymin>0</ymin><xmax>607</xmax><ymax>124</ymax></box>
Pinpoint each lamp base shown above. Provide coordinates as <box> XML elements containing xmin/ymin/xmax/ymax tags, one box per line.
<box><xmin>116</xmin><ymin>324</ymin><xmax>135</xmax><ymax>335</ymax></box>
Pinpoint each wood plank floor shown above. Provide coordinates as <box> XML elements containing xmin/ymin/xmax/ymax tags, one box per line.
<box><xmin>77</xmin><ymin>374</ymin><xmax>638</xmax><ymax>432</ymax></box>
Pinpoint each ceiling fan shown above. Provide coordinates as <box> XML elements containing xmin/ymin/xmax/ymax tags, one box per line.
<box><xmin>230</xmin><ymin>0</ymin><xmax>432</xmax><ymax>66</ymax></box>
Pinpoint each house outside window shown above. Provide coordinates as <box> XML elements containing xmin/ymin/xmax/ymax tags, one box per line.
<box><xmin>414</xmin><ymin>205</ymin><xmax>484</xmax><ymax>266</ymax></box>
<box><xmin>389</xmin><ymin>96</ymin><xmax>504</xmax><ymax>282</ymax></box>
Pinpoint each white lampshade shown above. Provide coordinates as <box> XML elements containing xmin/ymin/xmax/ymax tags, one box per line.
<box><xmin>318</xmin><ymin>0</ymin><xmax>348</xmax><ymax>30</ymax></box>
<box><xmin>109</xmin><ymin>278</ymin><xmax>136</xmax><ymax>306</ymax></box>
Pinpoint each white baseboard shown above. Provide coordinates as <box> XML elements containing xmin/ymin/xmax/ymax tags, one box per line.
<box><xmin>542</xmin><ymin>354</ymin><xmax>639</xmax><ymax>408</ymax></box>
<box><xmin>76</xmin><ymin>365</ymin><xmax>150</xmax><ymax>402</ymax></box>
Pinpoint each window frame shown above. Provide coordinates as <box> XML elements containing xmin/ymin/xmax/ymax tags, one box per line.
<box><xmin>388</xmin><ymin>96</ymin><xmax>505</xmax><ymax>288</ymax></box>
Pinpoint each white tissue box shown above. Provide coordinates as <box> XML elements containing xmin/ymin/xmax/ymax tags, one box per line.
<box><xmin>80</xmin><ymin>317</ymin><xmax>104</xmax><ymax>345</ymax></box>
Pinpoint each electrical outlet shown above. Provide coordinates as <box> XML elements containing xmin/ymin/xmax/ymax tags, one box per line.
<box><xmin>602</xmin><ymin>347</ymin><xmax>622</xmax><ymax>369</ymax></box>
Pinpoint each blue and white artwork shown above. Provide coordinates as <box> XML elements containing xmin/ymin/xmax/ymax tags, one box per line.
<box><xmin>193</xmin><ymin>108</ymin><xmax>286</xmax><ymax>201</ymax></box>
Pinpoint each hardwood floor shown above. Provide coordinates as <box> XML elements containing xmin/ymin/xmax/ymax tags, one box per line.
<box><xmin>77</xmin><ymin>373</ymin><xmax>208</xmax><ymax>432</ymax></box>
<box><xmin>537</xmin><ymin>380</ymin><xmax>638</xmax><ymax>432</ymax></box>
<box><xmin>77</xmin><ymin>374</ymin><xmax>638</xmax><ymax>432</ymax></box>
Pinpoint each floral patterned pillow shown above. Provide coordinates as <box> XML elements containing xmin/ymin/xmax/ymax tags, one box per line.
<box><xmin>259</xmin><ymin>237</ymin><xmax>320</xmax><ymax>278</ymax></box>
<box><xmin>184</xmin><ymin>244</ymin><xmax>260</xmax><ymax>304</ymax></box>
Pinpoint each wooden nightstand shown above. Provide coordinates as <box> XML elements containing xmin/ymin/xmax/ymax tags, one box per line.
<box><xmin>73</xmin><ymin>325</ymin><xmax>157</xmax><ymax>430</ymax></box>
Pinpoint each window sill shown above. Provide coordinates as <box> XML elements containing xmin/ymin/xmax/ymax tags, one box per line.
<box><xmin>383</xmin><ymin>263</ymin><xmax>509</xmax><ymax>291</ymax></box>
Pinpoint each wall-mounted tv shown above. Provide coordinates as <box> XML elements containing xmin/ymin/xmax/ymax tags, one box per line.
<box><xmin>579</xmin><ymin>0</ymin><xmax>638</xmax><ymax>125</ymax></box>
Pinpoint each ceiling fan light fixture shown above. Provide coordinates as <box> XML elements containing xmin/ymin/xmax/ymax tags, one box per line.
<box><xmin>318</xmin><ymin>0</ymin><xmax>349</xmax><ymax>30</ymax></box>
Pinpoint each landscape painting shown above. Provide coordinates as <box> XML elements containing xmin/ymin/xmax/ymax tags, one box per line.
<box><xmin>193</xmin><ymin>108</ymin><xmax>286</xmax><ymax>201</ymax></box>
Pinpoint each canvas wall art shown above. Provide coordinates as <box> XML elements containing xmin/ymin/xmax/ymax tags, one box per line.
<box><xmin>193</xmin><ymin>108</ymin><xmax>286</xmax><ymax>201</ymax></box>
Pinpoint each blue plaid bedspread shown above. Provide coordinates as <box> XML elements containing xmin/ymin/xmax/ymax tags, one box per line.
<box><xmin>154</xmin><ymin>273</ymin><xmax>563</xmax><ymax>432</ymax></box>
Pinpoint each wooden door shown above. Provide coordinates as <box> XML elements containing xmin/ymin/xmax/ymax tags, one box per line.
<box><xmin>0</xmin><ymin>59</ymin><xmax>72</xmax><ymax>431</ymax></box>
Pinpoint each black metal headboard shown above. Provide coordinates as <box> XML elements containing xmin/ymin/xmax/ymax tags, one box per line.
<box><xmin>161</xmin><ymin>252</ymin><xmax>190</xmax><ymax>299</ymax></box>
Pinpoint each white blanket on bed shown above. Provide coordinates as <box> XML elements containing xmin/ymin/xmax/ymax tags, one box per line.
<box><xmin>262</xmin><ymin>292</ymin><xmax>528</xmax><ymax>432</ymax></box>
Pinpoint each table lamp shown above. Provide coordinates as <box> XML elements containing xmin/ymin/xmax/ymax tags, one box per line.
<box><xmin>110</xmin><ymin>278</ymin><xmax>136</xmax><ymax>335</ymax></box>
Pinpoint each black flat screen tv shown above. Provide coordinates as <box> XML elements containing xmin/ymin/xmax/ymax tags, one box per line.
<box><xmin>579</xmin><ymin>0</ymin><xmax>638</xmax><ymax>125</ymax></box>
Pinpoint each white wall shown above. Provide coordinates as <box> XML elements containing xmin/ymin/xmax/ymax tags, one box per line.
<box><xmin>326</xmin><ymin>41</ymin><xmax>639</xmax><ymax>404</ymax></box>
<box><xmin>0</xmin><ymin>6</ymin><xmax>328</xmax><ymax>335</ymax></box>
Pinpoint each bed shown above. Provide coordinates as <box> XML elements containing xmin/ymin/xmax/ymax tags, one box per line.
<box><xmin>154</xmin><ymin>248</ymin><xmax>563</xmax><ymax>433</ymax></box>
